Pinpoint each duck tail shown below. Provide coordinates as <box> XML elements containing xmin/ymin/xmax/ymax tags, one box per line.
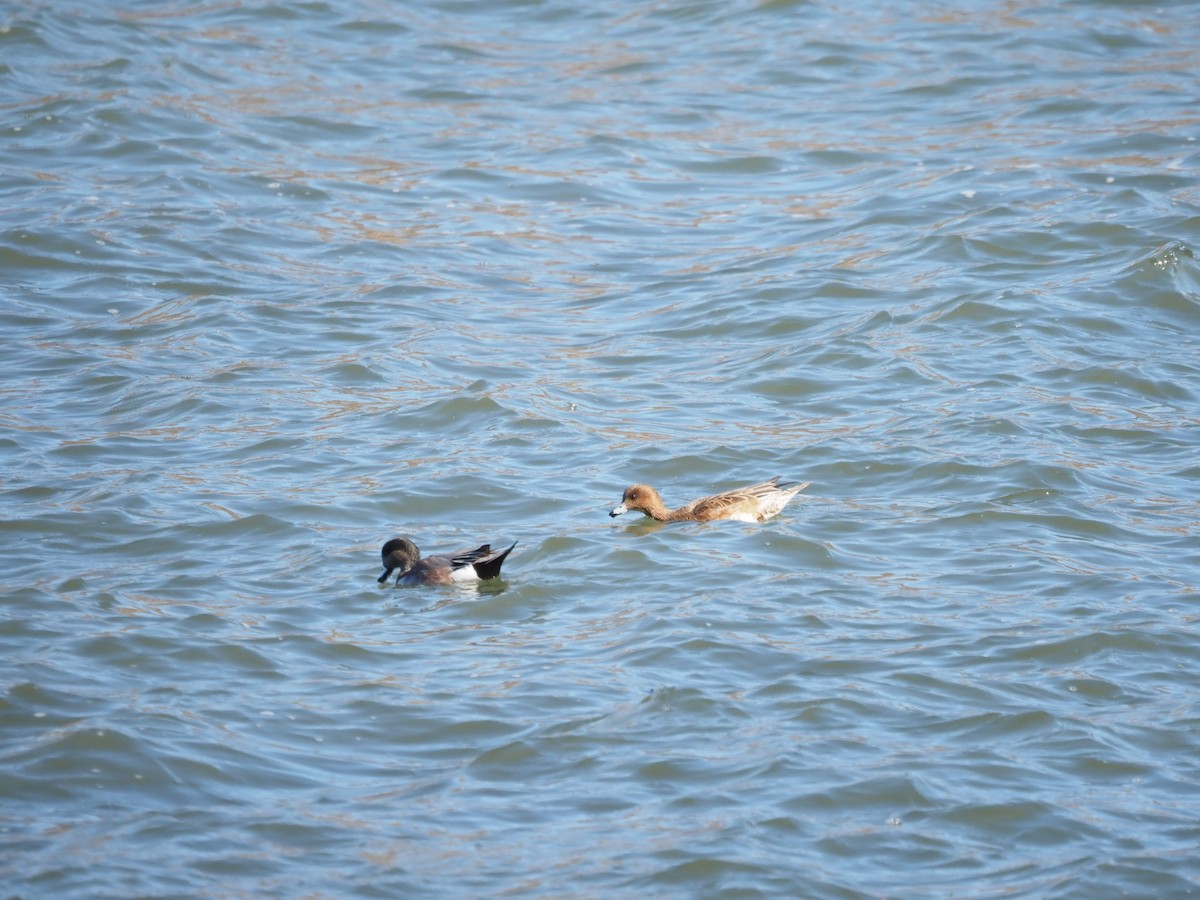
<box><xmin>780</xmin><ymin>480</ymin><xmax>810</xmax><ymax>493</ymax></box>
<box><xmin>473</xmin><ymin>541</ymin><xmax>517</xmax><ymax>580</ymax></box>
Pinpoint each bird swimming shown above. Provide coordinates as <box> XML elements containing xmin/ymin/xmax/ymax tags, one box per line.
<box><xmin>378</xmin><ymin>537</ymin><xmax>517</xmax><ymax>585</ymax></box>
<box><xmin>609</xmin><ymin>477</ymin><xmax>808</xmax><ymax>523</ymax></box>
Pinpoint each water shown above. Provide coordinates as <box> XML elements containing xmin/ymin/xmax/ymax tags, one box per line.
<box><xmin>2</xmin><ymin>0</ymin><xmax>1199</xmax><ymax>896</ymax></box>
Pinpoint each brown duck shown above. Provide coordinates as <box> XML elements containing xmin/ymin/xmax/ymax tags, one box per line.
<box><xmin>609</xmin><ymin>476</ymin><xmax>809</xmax><ymax>523</ymax></box>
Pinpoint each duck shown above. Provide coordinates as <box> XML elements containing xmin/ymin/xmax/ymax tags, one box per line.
<box><xmin>378</xmin><ymin>537</ymin><xmax>517</xmax><ymax>586</ymax></box>
<box><xmin>609</xmin><ymin>476</ymin><xmax>809</xmax><ymax>523</ymax></box>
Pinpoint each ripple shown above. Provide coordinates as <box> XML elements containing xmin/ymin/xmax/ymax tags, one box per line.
<box><xmin>2</xmin><ymin>0</ymin><xmax>1200</xmax><ymax>896</ymax></box>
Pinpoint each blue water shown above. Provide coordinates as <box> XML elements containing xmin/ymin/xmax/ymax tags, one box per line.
<box><xmin>2</xmin><ymin>0</ymin><xmax>1200</xmax><ymax>896</ymax></box>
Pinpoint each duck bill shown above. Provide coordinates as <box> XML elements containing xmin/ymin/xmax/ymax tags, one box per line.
<box><xmin>609</xmin><ymin>503</ymin><xmax>628</xmax><ymax>517</ymax></box>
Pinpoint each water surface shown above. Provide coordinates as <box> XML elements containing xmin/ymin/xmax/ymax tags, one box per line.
<box><xmin>2</xmin><ymin>0</ymin><xmax>1200</xmax><ymax>896</ymax></box>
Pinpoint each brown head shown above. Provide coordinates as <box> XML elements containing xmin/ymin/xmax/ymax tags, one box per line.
<box><xmin>610</xmin><ymin>483</ymin><xmax>666</xmax><ymax>519</ymax></box>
